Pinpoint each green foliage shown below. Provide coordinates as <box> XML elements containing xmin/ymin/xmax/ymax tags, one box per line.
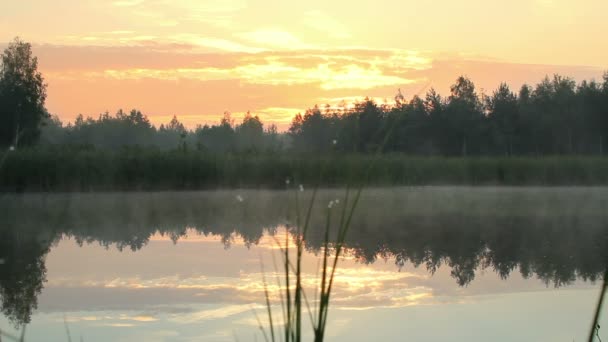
<box><xmin>3</xmin><ymin>149</ymin><xmax>608</xmax><ymax>192</ymax></box>
<box><xmin>67</xmin><ymin>109</ymin><xmax>156</xmax><ymax>149</ymax></box>
<box><xmin>39</xmin><ymin>109</ymin><xmax>282</xmax><ymax>153</ymax></box>
<box><xmin>287</xmin><ymin>74</ymin><xmax>608</xmax><ymax>156</ymax></box>
<box><xmin>235</xmin><ymin>111</ymin><xmax>265</xmax><ymax>152</ymax></box>
<box><xmin>25</xmin><ymin>72</ymin><xmax>608</xmax><ymax>157</ymax></box>
<box><xmin>0</xmin><ymin>37</ymin><xmax>48</xmax><ymax>148</ymax></box>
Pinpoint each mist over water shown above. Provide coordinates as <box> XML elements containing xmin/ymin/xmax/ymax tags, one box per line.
<box><xmin>1</xmin><ymin>187</ymin><xmax>607</xmax><ymax>341</ymax></box>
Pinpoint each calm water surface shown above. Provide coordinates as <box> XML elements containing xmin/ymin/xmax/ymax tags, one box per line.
<box><xmin>1</xmin><ymin>187</ymin><xmax>607</xmax><ymax>341</ymax></box>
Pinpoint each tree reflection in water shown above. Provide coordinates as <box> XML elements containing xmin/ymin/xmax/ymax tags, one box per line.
<box><xmin>1</xmin><ymin>188</ymin><xmax>607</xmax><ymax>325</ymax></box>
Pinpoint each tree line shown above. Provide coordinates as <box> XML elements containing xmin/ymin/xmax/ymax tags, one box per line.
<box><xmin>289</xmin><ymin>75</ymin><xmax>608</xmax><ymax>156</ymax></box>
<box><xmin>41</xmin><ymin>110</ymin><xmax>283</xmax><ymax>153</ymax></box>
<box><xmin>36</xmin><ymin>73</ymin><xmax>608</xmax><ymax>156</ymax></box>
<box><xmin>2</xmin><ymin>37</ymin><xmax>608</xmax><ymax>156</ymax></box>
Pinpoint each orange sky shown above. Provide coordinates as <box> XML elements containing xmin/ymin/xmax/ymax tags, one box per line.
<box><xmin>1</xmin><ymin>0</ymin><xmax>607</xmax><ymax>129</ymax></box>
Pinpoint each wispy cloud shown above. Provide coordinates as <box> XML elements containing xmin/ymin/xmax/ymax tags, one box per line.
<box><xmin>32</xmin><ymin>43</ymin><xmax>605</xmax><ymax>130</ymax></box>
<box><xmin>160</xmin><ymin>0</ymin><xmax>247</xmax><ymax>13</ymax></box>
<box><xmin>112</xmin><ymin>0</ymin><xmax>246</xmax><ymax>12</ymax></box>
<box><xmin>64</xmin><ymin>314</ymin><xmax>158</xmax><ymax>323</ymax></box>
<box><xmin>167</xmin><ymin>34</ymin><xmax>262</xmax><ymax>53</ymax></box>
<box><xmin>63</xmin><ymin>47</ymin><xmax>420</xmax><ymax>90</ymax></box>
<box><xmin>89</xmin><ymin>63</ymin><xmax>414</xmax><ymax>90</ymax></box>
<box><xmin>112</xmin><ymin>0</ymin><xmax>145</xmax><ymax>7</ymax></box>
<box><xmin>303</xmin><ymin>10</ymin><xmax>351</xmax><ymax>39</ymax></box>
<box><xmin>169</xmin><ymin>304</ymin><xmax>255</xmax><ymax>323</ymax></box>
<box><xmin>238</xmin><ymin>29</ymin><xmax>312</xmax><ymax>50</ymax></box>
<box><xmin>109</xmin><ymin>0</ymin><xmax>246</xmax><ymax>30</ymax></box>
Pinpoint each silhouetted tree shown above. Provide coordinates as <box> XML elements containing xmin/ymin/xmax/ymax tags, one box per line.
<box><xmin>235</xmin><ymin>111</ymin><xmax>264</xmax><ymax>152</ymax></box>
<box><xmin>444</xmin><ymin>76</ymin><xmax>485</xmax><ymax>156</ymax></box>
<box><xmin>16</xmin><ymin>68</ymin><xmax>608</xmax><ymax>157</ymax></box>
<box><xmin>0</xmin><ymin>37</ymin><xmax>48</xmax><ymax>148</ymax></box>
<box><xmin>487</xmin><ymin>83</ymin><xmax>519</xmax><ymax>155</ymax></box>
<box><xmin>195</xmin><ymin>112</ymin><xmax>236</xmax><ymax>152</ymax></box>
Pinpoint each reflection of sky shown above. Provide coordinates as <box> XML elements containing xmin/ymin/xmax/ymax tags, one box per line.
<box><xmin>1</xmin><ymin>229</ymin><xmax>606</xmax><ymax>341</ymax></box>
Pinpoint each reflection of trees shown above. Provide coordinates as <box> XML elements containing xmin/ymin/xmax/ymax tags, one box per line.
<box><xmin>0</xmin><ymin>228</ymin><xmax>60</xmax><ymax>326</ymax></box>
<box><xmin>340</xmin><ymin>214</ymin><xmax>607</xmax><ymax>286</ymax></box>
<box><xmin>1</xmin><ymin>189</ymin><xmax>607</xmax><ymax>324</ymax></box>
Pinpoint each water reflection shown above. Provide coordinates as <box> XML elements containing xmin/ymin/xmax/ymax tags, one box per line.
<box><xmin>1</xmin><ymin>187</ymin><xmax>607</xmax><ymax>327</ymax></box>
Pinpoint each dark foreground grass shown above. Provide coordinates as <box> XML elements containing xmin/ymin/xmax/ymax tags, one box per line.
<box><xmin>2</xmin><ymin>149</ymin><xmax>608</xmax><ymax>192</ymax></box>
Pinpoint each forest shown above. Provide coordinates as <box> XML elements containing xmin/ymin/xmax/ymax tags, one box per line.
<box><xmin>2</xmin><ymin>38</ymin><xmax>608</xmax><ymax>190</ymax></box>
<box><xmin>34</xmin><ymin>73</ymin><xmax>608</xmax><ymax>156</ymax></box>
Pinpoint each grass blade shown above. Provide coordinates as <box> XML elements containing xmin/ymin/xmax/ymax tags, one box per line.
<box><xmin>588</xmin><ymin>268</ymin><xmax>608</xmax><ymax>342</ymax></box>
<box><xmin>260</xmin><ymin>260</ymin><xmax>276</xmax><ymax>342</ymax></box>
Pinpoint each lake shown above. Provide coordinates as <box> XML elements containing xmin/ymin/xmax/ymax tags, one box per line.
<box><xmin>1</xmin><ymin>187</ymin><xmax>607</xmax><ymax>341</ymax></box>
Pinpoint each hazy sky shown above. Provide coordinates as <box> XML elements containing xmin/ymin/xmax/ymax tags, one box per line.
<box><xmin>1</xmin><ymin>0</ymin><xmax>607</xmax><ymax>128</ymax></box>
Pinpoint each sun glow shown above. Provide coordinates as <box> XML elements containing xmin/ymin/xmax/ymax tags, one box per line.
<box><xmin>1</xmin><ymin>0</ymin><xmax>606</xmax><ymax>126</ymax></box>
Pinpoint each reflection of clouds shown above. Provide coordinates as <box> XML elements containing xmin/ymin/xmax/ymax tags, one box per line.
<box><xmin>60</xmin><ymin>312</ymin><xmax>159</xmax><ymax>331</ymax></box>
<box><xmin>168</xmin><ymin>304</ymin><xmax>256</xmax><ymax>323</ymax></box>
<box><xmin>323</xmin><ymin>268</ymin><xmax>434</xmax><ymax>309</ymax></box>
<box><xmin>4</xmin><ymin>189</ymin><xmax>606</xmax><ymax>341</ymax></box>
<box><xmin>104</xmin><ymin>323</ymin><xmax>135</xmax><ymax>327</ymax></box>
<box><xmin>39</xmin><ymin>225</ymin><xmax>600</xmax><ymax>318</ymax></box>
<box><xmin>40</xmin><ymin>260</ymin><xmax>437</xmax><ymax>314</ymax></box>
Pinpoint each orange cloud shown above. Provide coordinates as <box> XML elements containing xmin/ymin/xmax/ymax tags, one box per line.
<box><xmin>23</xmin><ymin>43</ymin><xmax>604</xmax><ymax>130</ymax></box>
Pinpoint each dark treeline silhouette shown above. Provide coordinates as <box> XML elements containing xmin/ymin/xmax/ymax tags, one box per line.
<box><xmin>2</xmin><ymin>36</ymin><xmax>608</xmax><ymax>156</ymax></box>
<box><xmin>34</xmin><ymin>74</ymin><xmax>608</xmax><ymax>156</ymax></box>
<box><xmin>40</xmin><ymin>110</ymin><xmax>283</xmax><ymax>153</ymax></box>
<box><xmin>0</xmin><ymin>38</ymin><xmax>47</xmax><ymax>148</ymax></box>
<box><xmin>4</xmin><ymin>37</ymin><xmax>608</xmax><ymax>191</ymax></box>
<box><xmin>4</xmin><ymin>151</ymin><xmax>608</xmax><ymax>192</ymax></box>
<box><xmin>2</xmin><ymin>188</ymin><xmax>607</xmax><ymax>325</ymax></box>
<box><xmin>289</xmin><ymin>75</ymin><xmax>608</xmax><ymax>156</ymax></box>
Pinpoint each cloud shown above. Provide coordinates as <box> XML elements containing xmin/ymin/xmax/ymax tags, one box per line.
<box><xmin>39</xmin><ymin>265</ymin><xmax>436</xmax><ymax>313</ymax></box>
<box><xmin>67</xmin><ymin>52</ymin><xmax>416</xmax><ymax>91</ymax></box>
<box><xmin>168</xmin><ymin>34</ymin><xmax>263</xmax><ymax>53</ymax></box>
<box><xmin>107</xmin><ymin>0</ymin><xmax>246</xmax><ymax>31</ymax></box>
<box><xmin>169</xmin><ymin>304</ymin><xmax>255</xmax><ymax>323</ymax></box>
<box><xmin>303</xmin><ymin>10</ymin><xmax>351</xmax><ymax>39</ymax></box>
<box><xmin>112</xmin><ymin>0</ymin><xmax>145</xmax><ymax>7</ymax></box>
<box><xmin>103</xmin><ymin>323</ymin><xmax>136</xmax><ymax>327</ymax></box>
<box><xmin>161</xmin><ymin>0</ymin><xmax>247</xmax><ymax>13</ymax></box>
<box><xmin>238</xmin><ymin>29</ymin><xmax>312</xmax><ymax>50</ymax></box>
<box><xmin>64</xmin><ymin>314</ymin><xmax>158</xmax><ymax>323</ymax></box>
<box><xmin>112</xmin><ymin>0</ymin><xmax>246</xmax><ymax>13</ymax></box>
<box><xmin>238</xmin><ymin>107</ymin><xmax>302</xmax><ymax>125</ymax></box>
<box><xmin>535</xmin><ymin>0</ymin><xmax>555</xmax><ymax>6</ymax></box>
<box><xmin>31</xmin><ymin>43</ymin><xmax>605</xmax><ymax>131</ymax></box>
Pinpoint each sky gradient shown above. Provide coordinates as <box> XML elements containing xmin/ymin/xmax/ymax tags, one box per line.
<box><xmin>1</xmin><ymin>0</ymin><xmax>607</xmax><ymax>129</ymax></box>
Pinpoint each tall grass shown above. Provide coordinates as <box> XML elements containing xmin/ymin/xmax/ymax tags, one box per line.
<box><xmin>2</xmin><ymin>148</ymin><xmax>608</xmax><ymax>192</ymax></box>
<box><xmin>255</xmin><ymin>117</ymin><xmax>399</xmax><ymax>342</ymax></box>
<box><xmin>588</xmin><ymin>268</ymin><xmax>607</xmax><ymax>342</ymax></box>
<box><xmin>256</xmin><ymin>184</ymin><xmax>364</xmax><ymax>341</ymax></box>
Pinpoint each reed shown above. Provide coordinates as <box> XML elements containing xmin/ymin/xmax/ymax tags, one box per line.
<box><xmin>3</xmin><ymin>148</ymin><xmax>608</xmax><ymax>192</ymax></box>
